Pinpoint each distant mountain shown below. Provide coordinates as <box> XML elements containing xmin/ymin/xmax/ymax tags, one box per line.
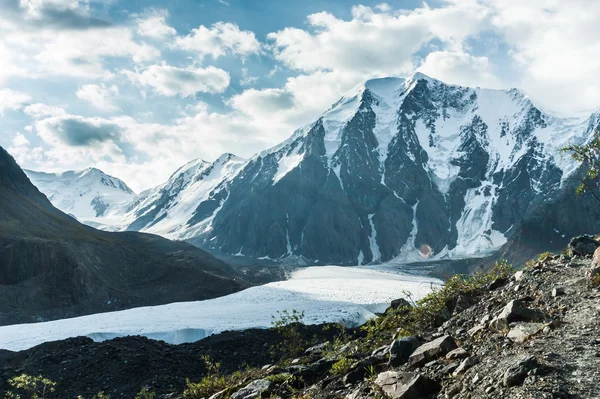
<box><xmin>0</xmin><ymin>145</ymin><xmax>244</xmax><ymax>325</ymax></box>
<box><xmin>27</xmin><ymin>73</ymin><xmax>600</xmax><ymax>266</ymax></box>
<box><xmin>25</xmin><ymin>168</ymin><xmax>135</xmax><ymax>225</ymax></box>
<box><xmin>121</xmin><ymin>153</ymin><xmax>246</xmax><ymax>239</ymax></box>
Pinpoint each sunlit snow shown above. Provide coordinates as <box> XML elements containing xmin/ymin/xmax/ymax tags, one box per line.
<box><xmin>0</xmin><ymin>266</ymin><xmax>439</xmax><ymax>352</ymax></box>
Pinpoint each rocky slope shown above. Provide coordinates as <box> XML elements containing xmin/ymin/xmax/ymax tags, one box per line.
<box><xmin>128</xmin><ymin>74</ymin><xmax>600</xmax><ymax>265</ymax></box>
<box><xmin>2</xmin><ymin>237</ymin><xmax>600</xmax><ymax>398</ymax></box>
<box><xmin>0</xmin><ymin>145</ymin><xmax>245</xmax><ymax>325</ymax></box>
<box><xmin>24</xmin><ymin>167</ymin><xmax>136</xmax><ymax>226</ymax></box>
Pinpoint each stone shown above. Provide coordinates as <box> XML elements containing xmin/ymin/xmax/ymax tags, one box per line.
<box><xmin>304</xmin><ymin>342</ymin><xmax>328</xmax><ymax>356</ymax></box>
<box><xmin>588</xmin><ymin>247</ymin><xmax>600</xmax><ymax>284</ymax></box>
<box><xmin>487</xmin><ymin>277</ymin><xmax>508</xmax><ymax>290</ymax></box>
<box><xmin>453</xmin><ymin>295</ymin><xmax>472</xmax><ymax>314</ymax></box>
<box><xmin>374</xmin><ymin>371</ymin><xmax>440</xmax><ymax>399</ymax></box>
<box><xmin>503</xmin><ymin>356</ymin><xmax>538</xmax><ymax>387</ymax></box>
<box><xmin>446</xmin><ymin>347</ymin><xmax>469</xmax><ymax>360</ymax></box>
<box><xmin>441</xmin><ymin>362</ymin><xmax>459</xmax><ymax>375</ymax></box>
<box><xmin>434</xmin><ymin>307</ymin><xmax>452</xmax><ymax>327</ymax></box>
<box><xmin>389</xmin><ymin>336</ymin><xmax>421</xmax><ymax>367</ymax></box>
<box><xmin>408</xmin><ymin>335</ymin><xmax>458</xmax><ymax>368</ymax></box>
<box><xmin>493</xmin><ymin>300</ymin><xmax>546</xmax><ymax>330</ymax></box>
<box><xmin>507</xmin><ymin>323</ymin><xmax>546</xmax><ymax>342</ymax></box>
<box><xmin>552</xmin><ymin>287</ymin><xmax>565</xmax><ymax>297</ymax></box>
<box><xmin>390</xmin><ymin>298</ymin><xmax>412</xmax><ymax>310</ymax></box>
<box><xmin>569</xmin><ymin>235</ymin><xmax>600</xmax><ymax>256</ymax></box>
<box><xmin>513</xmin><ymin>271</ymin><xmax>525</xmax><ymax>281</ymax></box>
<box><xmin>230</xmin><ymin>379</ymin><xmax>272</xmax><ymax>399</ymax></box>
<box><xmin>467</xmin><ymin>325</ymin><xmax>485</xmax><ymax>337</ymax></box>
<box><xmin>452</xmin><ymin>356</ymin><xmax>479</xmax><ymax>376</ymax></box>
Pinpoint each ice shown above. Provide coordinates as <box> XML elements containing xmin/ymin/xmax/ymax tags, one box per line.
<box><xmin>368</xmin><ymin>214</ymin><xmax>381</xmax><ymax>263</ymax></box>
<box><xmin>0</xmin><ymin>266</ymin><xmax>439</xmax><ymax>352</ymax></box>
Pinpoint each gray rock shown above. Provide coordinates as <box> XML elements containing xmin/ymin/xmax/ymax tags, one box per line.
<box><xmin>552</xmin><ymin>287</ymin><xmax>565</xmax><ymax>297</ymax></box>
<box><xmin>389</xmin><ymin>336</ymin><xmax>421</xmax><ymax>367</ymax></box>
<box><xmin>446</xmin><ymin>347</ymin><xmax>469</xmax><ymax>360</ymax></box>
<box><xmin>507</xmin><ymin>323</ymin><xmax>546</xmax><ymax>342</ymax></box>
<box><xmin>493</xmin><ymin>299</ymin><xmax>546</xmax><ymax>330</ymax></box>
<box><xmin>230</xmin><ymin>379</ymin><xmax>272</xmax><ymax>399</ymax></box>
<box><xmin>374</xmin><ymin>371</ymin><xmax>440</xmax><ymax>399</ymax></box>
<box><xmin>408</xmin><ymin>335</ymin><xmax>458</xmax><ymax>368</ymax></box>
<box><xmin>452</xmin><ymin>356</ymin><xmax>479</xmax><ymax>376</ymax></box>
<box><xmin>569</xmin><ymin>235</ymin><xmax>600</xmax><ymax>256</ymax></box>
<box><xmin>503</xmin><ymin>355</ymin><xmax>538</xmax><ymax>387</ymax></box>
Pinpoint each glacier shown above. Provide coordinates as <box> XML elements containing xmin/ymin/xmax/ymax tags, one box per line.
<box><xmin>0</xmin><ymin>266</ymin><xmax>439</xmax><ymax>352</ymax></box>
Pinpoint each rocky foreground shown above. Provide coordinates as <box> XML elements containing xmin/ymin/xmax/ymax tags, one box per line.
<box><xmin>3</xmin><ymin>236</ymin><xmax>600</xmax><ymax>398</ymax></box>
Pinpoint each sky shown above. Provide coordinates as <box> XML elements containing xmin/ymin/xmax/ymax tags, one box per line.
<box><xmin>1</xmin><ymin>0</ymin><xmax>600</xmax><ymax>192</ymax></box>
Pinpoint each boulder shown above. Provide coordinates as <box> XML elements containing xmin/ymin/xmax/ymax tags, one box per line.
<box><xmin>389</xmin><ymin>336</ymin><xmax>421</xmax><ymax>367</ymax></box>
<box><xmin>503</xmin><ymin>355</ymin><xmax>538</xmax><ymax>387</ymax></box>
<box><xmin>230</xmin><ymin>379</ymin><xmax>272</xmax><ymax>399</ymax></box>
<box><xmin>552</xmin><ymin>287</ymin><xmax>565</xmax><ymax>297</ymax></box>
<box><xmin>588</xmin><ymin>247</ymin><xmax>600</xmax><ymax>285</ymax></box>
<box><xmin>507</xmin><ymin>323</ymin><xmax>546</xmax><ymax>342</ymax></box>
<box><xmin>452</xmin><ymin>356</ymin><xmax>479</xmax><ymax>376</ymax></box>
<box><xmin>569</xmin><ymin>235</ymin><xmax>600</xmax><ymax>256</ymax></box>
<box><xmin>408</xmin><ymin>335</ymin><xmax>458</xmax><ymax>368</ymax></box>
<box><xmin>492</xmin><ymin>300</ymin><xmax>546</xmax><ymax>330</ymax></box>
<box><xmin>390</xmin><ymin>298</ymin><xmax>412</xmax><ymax>310</ymax></box>
<box><xmin>374</xmin><ymin>371</ymin><xmax>440</xmax><ymax>399</ymax></box>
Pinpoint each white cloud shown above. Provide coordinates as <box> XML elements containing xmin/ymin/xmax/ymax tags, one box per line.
<box><xmin>240</xmin><ymin>68</ymin><xmax>259</xmax><ymax>86</ymax></box>
<box><xmin>176</xmin><ymin>22</ymin><xmax>262</xmax><ymax>60</ymax></box>
<box><xmin>136</xmin><ymin>10</ymin><xmax>177</xmax><ymax>38</ymax></box>
<box><xmin>268</xmin><ymin>3</ymin><xmax>490</xmax><ymax>76</ymax></box>
<box><xmin>480</xmin><ymin>0</ymin><xmax>600</xmax><ymax>112</ymax></box>
<box><xmin>24</xmin><ymin>103</ymin><xmax>67</xmax><ymax>118</ymax></box>
<box><xmin>123</xmin><ymin>64</ymin><xmax>230</xmax><ymax>97</ymax></box>
<box><xmin>417</xmin><ymin>50</ymin><xmax>502</xmax><ymax>88</ymax></box>
<box><xmin>0</xmin><ymin>89</ymin><xmax>31</xmax><ymax>114</ymax></box>
<box><xmin>76</xmin><ymin>84</ymin><xmax>120</xmax><ymax>112</ymax></box>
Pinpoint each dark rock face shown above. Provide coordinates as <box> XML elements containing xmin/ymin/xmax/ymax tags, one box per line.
<box><xmin>126</xmin><ymin>74</ymin><xmax>600</xmax><ymax>265</ymax></box>
<box><xmin>0</xmin><ymin>146</ymin><xmax>244</xmax><ymax>325</ymax></box>
<box><xmin>388</xmin><ymin>337</ymin><xmax>421</xmax><ymax>367</ymax></box>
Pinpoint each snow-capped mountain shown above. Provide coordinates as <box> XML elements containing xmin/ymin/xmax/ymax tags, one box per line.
<box><xmin>118</xmin><ymin>153</ymin><xmax>246</xmax><ymax>238</ymax></box>
<box><xmin>25</xmin><ymin>168</ymin><xmax>135</xmax><ymax>224</ymax></box>
<box><xmin>169</xmin><ymin>73</ymin><xmax>599</xmax><ymax>264</ymax></box>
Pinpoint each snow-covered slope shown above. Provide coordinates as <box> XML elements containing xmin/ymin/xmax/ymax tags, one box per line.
<box><xmin>25</xmin><ymin>168</ymin><xmax>135</xmax><ymax>224</ymax></box>
<box><xmin>0</xmin><ymin>266</ymin><xmax>439</xmax><ymax>351</ymax></box>
<box><xmin>117</xmin><ymin>153</ymin><xmax>246</xmax><ymax>239</ymax></box>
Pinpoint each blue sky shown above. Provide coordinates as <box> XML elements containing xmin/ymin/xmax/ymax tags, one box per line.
<box><xmin>1</xmin><ymin>0</ymin><xmax>599</xmax><ymax>191</ymax></box>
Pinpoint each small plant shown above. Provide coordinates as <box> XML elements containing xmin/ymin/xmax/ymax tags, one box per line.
<box><xmin>538</xmin><ymin>251</ymin><xmax>554</xmax><ymax>261</ymax></box>
<box><xmin>364</xmin><ymin>364</ymin><xmax>377</xmax><ymax>379</ymax></box>
<box><xmin>330</xmin><ymin>357</ymin><xmax>354</xmax><ymax>376</ymax></box>
<box><xmin>91</xmin><ymin>393</ymin><xmax>111</xmax><ymax>399</ymax></box>
<box><xmin>562</xmin><ymin>130</ymin><xmax>600</xmax><ymax>201</ymax></box>
<box><xmin>5</xmin><ymin>374</ymin><xmax>56</xmax><ymax>399</ymax></box>
<box><xmin>135</xmin><ymin>388</ymin><xmax>156</xmax><ymax>399</ymax></box>
<box><xmin>271</xmin><ymin>309</ymin><xmax>306</xmax><ymax>358</ymax></box>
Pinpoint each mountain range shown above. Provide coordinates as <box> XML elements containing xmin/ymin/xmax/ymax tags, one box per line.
<box><xmin>23</xmin><ymin>73</ymin><xmax>600</xmax><ymax>265</ymax></box>
<box><xmin>0</xmin><ymin>145</ymin><xmax>244</xmax><ymax>325</ymax></box>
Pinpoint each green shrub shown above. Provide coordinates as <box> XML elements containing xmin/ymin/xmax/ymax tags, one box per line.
<box><xmin>134</xmin><ymin>388</ymin><xmax>156</xmax><ymax>399</ymax></box>
<box><xmin>5</xmin><ymin>374</ymin><xmax>56</xmax><ymax>399</ymax></box>
<box><xmin>271</xmin><ymin>309</ymin><xmax>306</xmax><ymax>358</ymax></box>
<box><xmin>330</xmin><ymin>357</ymin><xmax>354</xmax><ymax>376</ymax></box>
<box><xmin>362</xmin><ymin>260</ymin><xmax>514</xmax><ymax>339</ymax></box>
